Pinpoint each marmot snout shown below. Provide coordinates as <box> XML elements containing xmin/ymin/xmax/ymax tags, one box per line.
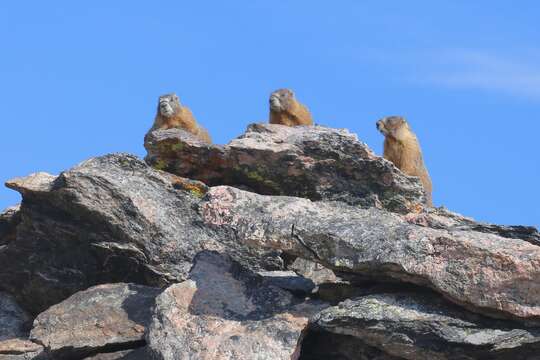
<box><xmin>150</xmin><ymin>93</ymin><xmax>212</xmax><ymax>144</ymax></box>
<box><xmin>269</xmin><ymin>88</ymin><xmax>313</xmax><ymax>126</ymax></box>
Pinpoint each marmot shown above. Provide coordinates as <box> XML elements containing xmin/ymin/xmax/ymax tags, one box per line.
<box><xmin>150</xmin><ymin>93</ymin><xmax>212</xmax><ymax>143</ymax></box>
<box><xmin>269</xmin><ymin>89</ymin><xmax>313</xmax><ymax>126</ymax></box>
<box><xmin>376</xmin><ymin>116</ymin><xmax>433</xmax><ymax>206</ymax></box>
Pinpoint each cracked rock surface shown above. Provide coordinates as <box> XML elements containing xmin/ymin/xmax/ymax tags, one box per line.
<box><xmin>1</xmin><ymin>124</ymin><xmax>539</xmax><ymax>359</ymax></box>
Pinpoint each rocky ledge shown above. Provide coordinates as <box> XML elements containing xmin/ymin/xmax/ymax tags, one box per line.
<box><xmin>0</xmin><ymin>124</ymin><xmax>538</xmax><ymax>359</ymax></box>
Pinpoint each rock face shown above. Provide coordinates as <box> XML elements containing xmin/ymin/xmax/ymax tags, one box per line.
<box><xmin>2</xmin><ymin>124</ymin><xmax>540</xmax><ymax>359</ymax></box>
<box><xmin>202</xmin><ymin>185</ymin><xmax>540</xmax><ymax>321</ymax></box>
<box><xmin>144</xmin><ymin>124</ymin><xmax>428</xmax><ymax>213</ymax></box>
<box><xmin>30</xmin><ymin>283</ymin><xmax>159</xmax><ymax>359</ymax></box>
<box><xmin>147</xmin><ymin>251</ymin><xmax>327</xmax><ymax>360</ymax></box>
<box><xmin>0</xmin><ymin>292</ymin><xmax>31</xmax><ymax>341</ymax></box>
<box><xmin>1</xmin><ymin>154</ymin><xmax>281</xmax><ymax>315</ymax></box>
<box><xmin>311</xmin><ymin>292</ymin><xmax>540</xmax><ymax>360</ymax></box>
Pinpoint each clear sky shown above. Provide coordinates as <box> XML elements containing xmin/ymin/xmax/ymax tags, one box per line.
<box><xmin>1</xmin><ymin>1</ymin><xmax>538</xmax><ymax>228</ymax></box>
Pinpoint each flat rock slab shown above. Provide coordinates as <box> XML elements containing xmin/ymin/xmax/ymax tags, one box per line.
<box><xmin>312</xmin><ymin>293</ymin><xmax>540</xmax><ymax>360</ymax></box>
<box><xmin>147</xmin><ymin>251</ymin><xmax>327</xmax><ymax>360</ymax></box>
<box><xmin>202</xmin><ymin>186</ymin><xmax>540</xmax><ymax>321</ymax></box>
<box><xmin>30</xmin><ymin>283</ymin><xmax>160</xmax><ymax>359</ymax></box>
<box><xmin>0</xmin><ymin>339</ymin><xmax>45</xmax><ymax>359</ymax></box>
<box><xmin>0</xmin><ymin>292</ymin><xmax>31</xmax><ymax>341</ymax></box>
<box><xmin>144</xmin><ymin>124</ymin><xmax>427</xmax><ymax>213</ymax></box>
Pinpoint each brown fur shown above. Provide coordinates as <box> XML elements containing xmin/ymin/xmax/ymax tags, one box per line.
<box><xmin>269</xmin><ymin>89</ymin><xmax>313</xmax><ymax>126</ymax></box>
<box><xmin>151</xmin><ymin>93</ymin><xmax>212</xmax><ymax>143</ymax></box>
<box><xmin>376</xmin><ymin>116</ymin><xmax>433</xmax><ymax>206</ymax></box>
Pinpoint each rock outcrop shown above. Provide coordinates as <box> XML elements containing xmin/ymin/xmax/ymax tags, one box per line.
<box><xmin>1</xmin><ymin>154</ymin><xmax>281</xmax><ymax>315</ymax></box>
<box><xmin>202</xmin><ymin>185</ymin><xmax>540</xmax><ymax>321</ymax></box>
<box><xmin>0</xmin><ymin>123</ymin><xmax>538</xmax><ymax>359</ymax></box>
<box><xmin>144</xmin><ymin>124</ymin><xmax>428</xmax><ymax>213</ymax></box>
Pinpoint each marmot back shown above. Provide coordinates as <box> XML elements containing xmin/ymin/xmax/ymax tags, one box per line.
<box><xmin>376</xmin><ymin>116</ymin><xmax>433</xmax><ymax>206</ymax></box>
<box><xmin>269</xmin><ymin>89</ymin><xmax>313</xmax><ymax>126</ymax></box>
<box><xmin>151</xmin><ymin>93</ymin><xmax>212</xmax><ymax>144</ymax></box>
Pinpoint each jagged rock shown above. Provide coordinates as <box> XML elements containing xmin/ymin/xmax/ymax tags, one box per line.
<box><xmin>147</xmin><ymin>251</ymin><xmax>327</xmax><ymax>360</ymax></box>
<box><xmin>144</xmin><ymin>124</ymin><xmax>428</xmax><ymax>213</ymax></box>
<box><xmin>299</xmin><ymin>331</ymin><xmax>402</xmax><ymax>360</ymax></box>
<box><xmin>311</xmin><ymin>292</ymin><xmax>540</xmax><ymax>360</ymax></box>
<box><xmin>30</xmin><ymin>283</ymin><xmax>160</xmax><ymax>359</ymax></box>
<box><xmin>0</xmin><ymin>339</ymin><xmax>45</xmax><ymax>360</ymax></box>
<box><xmin>1</xmin><ymin>154</ymin><xmax>281</xmax><ymax>315</ymax></box>
<box><xmin>202</xmin><ymin>186</ymin><xmax>540</xmax><ymax>321</ymax></box>
<box><xmin>0</xmin><ymin>292</ymin><xmax>31</xmax><ymax>341</ymax></box>
<box><xmin>0</xmin><ymin>204</ymin><xmax>20</xmax><ymax>246</ymax></box>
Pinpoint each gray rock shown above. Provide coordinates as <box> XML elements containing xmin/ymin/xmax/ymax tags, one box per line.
<box><xmin>30</xmin><ymin>283</ymin><xmax>160</xmax><ymax>360</ymax></box>
<box><xmin>202</xmin><ymin>186</ymin><xmax>540</xmax><ymax>321</ymax></box>
<box><xmin>257</xmin><ymin>270</ymin><xmax>316</xmax><ymax>295</ymax></box>
<box><xmin>0</xmin><ymin>204</ymin><xmax>20</xmax><ymax>246</ymax></box>
<box><xmin>0</xmin><ymin>339</ymin><xmax>45</xmax><ymax>360</ymax></box>
<box><xmin>1</xmin><ymin>154</ymin><xmax>281</xmax><ymax>315</ymax></box>
<box><xmin>144</xmin><ymin>124</ymin><xmax>428</xmax><ymax>213</ymax></box>
<box><xmin>0</xmin><ymin>292</ymin><xmax>30</xmax><ymax>341</ymax></box>
<box><xmin>311</xmin><ymin>292</ymin><xmax>540</xmax><ymax>360</ymax></box>
<box><xmin>147</xmin><ymin>251</ymin><xmax>328</xmax><ymax>360</ymax></box>
<box><xmin>288</xmin><ymin>258</ymin><xmax>337</xmax><ymax>285</ymax></box>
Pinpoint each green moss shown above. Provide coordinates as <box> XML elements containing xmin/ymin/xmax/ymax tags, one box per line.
<box><xmin>171</xmin><ymin>142</ymin><xmax>184</xmax><ymax>152</ymax></box>
<box><xmin>153</xmin><ymin>159</ymin><xmax>169</xmax><ymax>171</ymax></box>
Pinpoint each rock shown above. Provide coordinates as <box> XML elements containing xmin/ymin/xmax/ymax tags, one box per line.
<box><xmin>257</xmin><ymin>270</ymin><xmax>316</xmax><ymax>295</ymax></box>
<box><xmin>289</xmin><ymin>258</ymin><xmax>337</xmax><ymax>285</ymax></box>
<box><xmin>30</xmin><ymin>283</ymin><xmax>160</xmax><ymax>359</ymax></box>
<box><xmin>1</xmin><ymin>154</ymin><xmax>281</xmax><ymax>315</ymax></box>
<box><xmin>83</xmin><ymin>348</ymin><xmax>149</xmax><ymax>359</ymax></box>
<box><xmin>406</xmin><ymin>207</ymin><xmax>540</xmax><ymax>245</ymax></box>
<box><xmin>0</xmin><ymin>204</ymin><xmax>20</xmax><ymax>246</ymax></box>
<box><xmin>299</xmin><ymin>331</ymin><xmax>402</xmax><ymax>360</ymax></box>
<box><xmin>0</xmin><ymin>292</ymin><xmax>31</xmax><ymax>341</ymax></box>
<box><xmin>147</xmin><ymin>251</ymin><xmax>327</xmax><ymax>360</ymax></box>
<box><xmin>144</xmin><ymin>124</ymin><xmax>428</xmax><ymax>213</ymax></box>
<box><xmin>0</xmin><ymin>339</ymin><xmax>45</xmax><ymax>360</ymax></box>
<box><xmin>311</xmin><ymin>292</ymin><xmax>540</xmax><ymax>360</ymax></box>
<box><xmin>202</xmin><ymin>186</ymin><xmax>540</xmax><ymax>321</ymax></box>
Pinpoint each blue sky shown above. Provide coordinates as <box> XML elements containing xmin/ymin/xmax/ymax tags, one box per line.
<box><xmin>1</xmin><ymin>1</ymin><xmax>538</xmax><ymax>228</ymax></box>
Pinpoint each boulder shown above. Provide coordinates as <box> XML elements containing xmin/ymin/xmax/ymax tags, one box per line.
<box><xmin>144</xmin><ymin>124</ymin><xmax>428</xmax><ymax>213</ymax></box>
<box><xmin>1</xmin><ymin>154</ymin><xmax>281</xmax><ymax>315</ymax></box>
<box><xmin>30</xmin><ymin>283</ymin><xmax>159</xmax><ymax>359</ymax></box>
<box><xmin>202</xmin><ymin>186</ymin><xmax>540</xmax><ymax>321</ymax></box>
<box><xmin>311</xmin><ymin>292</ymin><xmax>540</xmax><ymax>360</ymax></box>
<box><xmin>147</xmin><ymin>251</ymin><xmax>327</xmax><ymax>360</ymax></box>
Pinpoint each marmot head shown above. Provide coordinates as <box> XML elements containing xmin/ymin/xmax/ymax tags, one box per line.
<box><xmin>376</xmin><ymin>116</ymin><xmax>411</xmax><ymax>141</ymax></box>
<box><xmin>269</xmin><ymin>88</ymin><xmax>295</xmax><ymax>112</ymax></box>
<box><xmin>158</xmin><ymin>93</ymin><xmax>182</xmax><ymax>118</ymax></box>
